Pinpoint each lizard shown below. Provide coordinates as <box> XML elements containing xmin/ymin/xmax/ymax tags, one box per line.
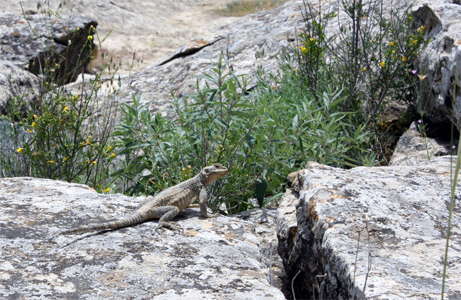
<box><xmin>60</xmin><ymin>163</ymin><xmax>228</xmax><ymax>235</ymax></box>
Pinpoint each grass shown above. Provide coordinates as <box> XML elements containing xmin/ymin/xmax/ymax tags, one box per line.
<box><xmin>214</xmin><ymin>0</ymin><xmax>289</xmax><ymax>17</ymax></box>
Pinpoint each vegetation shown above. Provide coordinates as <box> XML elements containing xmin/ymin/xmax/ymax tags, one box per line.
<box><xmin>214</xmin><ymin>0</ymin><xmax>289</xmax><ymax>17</ymax></box>
<box><xmin>1</xmin><ymin>0</ymin><xmax>427</xmax><ymax>209</ymax></box>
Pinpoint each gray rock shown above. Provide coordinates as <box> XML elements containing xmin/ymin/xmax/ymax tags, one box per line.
<box><xmin>0</xmin><ymin>12</ymin><xmax>97</xmax><ymax>84</ymax></box>
<box><xmin>0</xmin><ymin>177</ymin><xmax>285</xmax><ymax>299</ymax></box>
<box><xmin>0</xmin><ymin>60</ymin><xmax>40</xmax><ymax>113</ymax></box>
<box><xmin>413</xmin><ymin>0</ymin><xmax>461</xmax><ymax>128</ymax></box>
<box><xmin>62</xmin><ymin>0</ymin><xmax>303</xmax><ymax>116</ymax></box>
<box><xmin>277</xmin><ymin>157</ymin><xmax>461</xmax><ymax>299</ymax></box>
<box><xmin>390</xmin><ymin>121</ymin><xmax>451</xmax><ymax>166</ymax></box>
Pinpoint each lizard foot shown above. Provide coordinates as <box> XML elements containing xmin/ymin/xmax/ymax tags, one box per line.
<box><xmin>155</xmin><ymin>221</ymin><xmax>183</xmax><ymax>233</ymax></box>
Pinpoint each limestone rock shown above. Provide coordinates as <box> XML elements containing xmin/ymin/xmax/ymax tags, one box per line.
<box><xmin>0</xmin><ymin>177</ymin><xmax>285</xmax><ymax>299</ymax></box>
<box><xmin>390</xmin><ymin>121</ymin><xmax>452</xmax><ymax>166</ymax></box>
<box><xmin>64</xmin><ymin>0</ymin><xmax>303</xmax><ymax>116</ymax></box>
<box><xmin>0</xmin><ymin>12</ymin><xmax>97</xmax><ymax>84</ymax></box>
<box><xmin>413</xmin><ymin>0</ymin><xmax>461</xmax><ymax>128</ymax></box>
<box><xmin>0</xmin><ymin>60</ymin><xmax>39</xmax><ymax>114</ymax></box>
<box><xmin>277</xmin><ymin>157</ymin><xmax>461</xmax><ymax>299</ymax></box>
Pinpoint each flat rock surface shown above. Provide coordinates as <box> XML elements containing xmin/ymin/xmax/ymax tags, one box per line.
<box><xmin>2</xmin><ymin>0</ymin><xmax>243</xmax><ymax>72</ymax></box>
<box><xmin>0</xmin><ymin>177</ymin><xmax>285</xmax><ymax>299</ymax></box>
<box><xmin>277</xmin><ymin>156</ymin><xmax>461</xmax><ymax>299</ymax></box>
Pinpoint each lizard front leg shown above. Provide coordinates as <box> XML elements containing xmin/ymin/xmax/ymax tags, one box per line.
<box><xmin>152</xmin><ymin>206</ymin><xmax>182</xmax><ymax>232</ymax></box>
<box><xmin>199</xmin><ymin>188</ymin><xmax>209</xmax><ymax>218</ymax></box>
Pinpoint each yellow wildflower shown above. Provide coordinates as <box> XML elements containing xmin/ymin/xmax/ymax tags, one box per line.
<box><xmin>416</xmin><ymin>25</ymin><xmax>426</xmax><ymax>33</ymax></box>
<box><xmin>378</xmin><ymin>61</ymin><xmax>386</xmax><ymax>68</ymax></box>
<box><xmin>387</xmin><ymin>41</ymin><xmax>396</xmax><ymax>47</ymax></box>
<box><xmin>309</xmin><ymin>37</ymin><xmax>316</xmax><ymax>42</ymax></box>
<box><xmin>299</xmin><ymin>46</ymin><xmax>308</xmax><ymax>55</ymax></box>
<box><xmin>16</xmin><ymin>147</ymin><xmax>24</xmax><ymax>153</ymax></box>
<box><xmin>360</xmin><ymin>67</ymin><xmax>367</xmax><ymax>72</ymax></box>
<box><xmin>26</xmin><ymin>129</ymin><xmax>33</xmax><ymax>133</ymax></box>
<box><xmin>109</xmin><ymin>152</ymin><xmax>117</xmax><ymax>159</ymax></box>
<box><xmin>62</xmin><ymin>105</ymin><xmax>70</xmax><ymax>112</ymax></box>
<box><xmin>410</xmin><ymin>38</ymin><xmax>418</xmax><ymax>45</ymax></box>
<box><xmin>47</xmin><ymin>160</ymin><xmax>56</xmax><ymax>164</ymax></box>
<box><xmin>90</xmin><ymin>160</ymin><xmax>97</xmax><ymax>165</ymax></box>
<box><xmin>31</xmin><ymin>121</ymin><xmax>37</xmax><ymax>127</ymax></box>
<box><xmin>33</xmin><ymin>114</ymin><xmax>39</xmax><ymax>120</ymax></box>
<box><xmin>87</xmin><ymin>35</ymin><xmax>94</xmax><ymax>41</ymax></box>
<box><xmin>102</xmin><ymin>187</ymin><xmax>111</xmax><ymax>193</ymax></box>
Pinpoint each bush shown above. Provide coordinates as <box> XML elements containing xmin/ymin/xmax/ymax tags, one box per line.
<box><xmin>113</xmin><ymin>57</ymin><xmax>375</xmax><ymax>213</ymax></box>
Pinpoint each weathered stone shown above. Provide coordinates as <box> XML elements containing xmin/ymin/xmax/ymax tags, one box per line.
<box><xmin>1</xmin><ymin>0</ymin><xmax>241</xmax><ymax>72</ymax></box>
<box><xmin>63</xmin><ymin>0</ymin><xmax>303</xmax><ymax>116</ymax></box>
<box><xmin>277</xmin><ymin>157</ymin><xmax>461</xmax><ymax>299</ymax></box>
<box><xmin>0</xmin><ymin>12</ymin><xmax>97</xmax><ymax>84</ymax></box>
<box><xmin>0</xmin><ymin>60</ymin><xmax>39</xmax><ymax>114</ymax></box>
<box><xmin>390</xmin><ymin>121</ymin><xmax>452</xmax><ymax>166</ymax></box>
<box><xmin>0</xmin><ymin>177</ymin><xmax>285</xmax><ymax>299</ymax></box>
<box><xmin>413</xmin><ymin>0</ymin><xmax>461</xmax><ymax>128</ymax></box>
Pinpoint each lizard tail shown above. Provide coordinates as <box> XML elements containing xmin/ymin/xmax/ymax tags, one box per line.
<box><xmin>60</xmin><ymin>213</ymin><xmax>148</xmax><ymax>235</ymax></box>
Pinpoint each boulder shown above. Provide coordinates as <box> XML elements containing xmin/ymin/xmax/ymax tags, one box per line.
<box><xmin>62</xmin><ymin>0</ymin><xmax>303</xmax><ymax>116</ymax></box>
<box><xmin>390</xmin><ymin>121</ymin><xmax>452</xmax><ymax>166</ymax></box>
<box><xmin>277</xmin><ymin>157</ymin><xmax>461</xmax><ymax>299</ymax></box>
<box><xmin>0</xmin><ymin>12</ymin><xmax>97</xmax><ymax>85</ymax></box>
<box><xmin>0</xmin><ymin>60</ymin><xmax>40</xmax><ymax>114</ymax></box>
<box><xmin>0</xmin><ymin>177</ymin><xmax>284</xmax><ymax>299</ymax></box>
<box><xmin>413</xmin><ymin>0</ymin><xmax>461</xmax><ymax>128</ymax></box>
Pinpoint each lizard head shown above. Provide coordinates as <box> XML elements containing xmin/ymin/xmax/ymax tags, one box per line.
<box><xmin>200</xmin><ymin>163</ymin><xmax>228</xmax><ymax>185</ymax></box>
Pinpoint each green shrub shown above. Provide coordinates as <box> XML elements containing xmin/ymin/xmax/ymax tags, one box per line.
<box><xmin>8</xmin><ymin>78</ymin><xmax>117</xmax><ymax>189</ymax></box>
<box><xmin>295</xmin><ymin>0</ymin><xmax>427</xmax><ymax>161</ymax></box>
<box><xmin>113</xmin><ymin>57</ymin><xmax>375</xmax><ymax>213</ymax></box>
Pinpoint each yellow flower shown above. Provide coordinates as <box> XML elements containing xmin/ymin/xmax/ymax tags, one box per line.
<box><xmin>360</xmin><ymin>67</ymin><xmax>367</xmax><ymax>72</ymax></box>
<box><xmin>102</xmin><ymin>187</ymin><xmax>111</xmax><ymax>193</ymax></box>
<box><xmin>299</xmin><ymin>46</ymin><xmax>308</xmax><ymax>55</ymax></box>
<box><xmin>417</xmin><ymin>74</ymin><xmax>427</xmax><ymax>81</ymax></box>
<box><xmin>378</xmin><ymin>61</ymin><xmax>386</xmax><ymax>68</ymax></box>
<box><xmin>90</xmin><ymin>160</ymin><xmax>97</xmax><ymax>165</ymax></box>
<box><xmin>109</xmin><ymin>152</ymin><xmax>117</xmax><ymax>159</ymax></box>
<box><xmin>16</xmin><ymin>147</ymin><xmax>24</xmax><ymax>153</ymax></box>
<box><xmin>62</xmin><ymin>105</ymin><xmax>70</xmax><ymax>112</ymax></box>
<box><xmin>47</xmin><ymin>160</ymin><xmax>56</xmax><ymax>164</ymax></box>
<box><xmin>387</xmin><ymin>41</ymin><xmax>396</xmax><ymax>47</ymax></box>
<box><xmin>416</xmin><ymin>25</ymin><xmax>426</xmax><ymax>33</ymax></box>
<box><xmin>31</xmin><ymin>121</ymin><xmax>37</xmax><ymax>127</ymax></box>
<box><xmin>87</xmin><ymin>35</ymin><xmax>94</xmax><ymax>41</ymax></box>
<box><xmin>81</xmin><ymin>137</ymin><xmax>93</xmax><ymax>146</ymax></box>
<box><xmin>33</xmin><ymin>114</ymin><xmax>39</xmax><ymax>120</ymax></box>
<box><xmin>401</xmin><ymin>56</ymin><xmax>408</xmax><ymax>62</ymax></box>
<box><xmin>309</xmin><ymin>37</ymin><xmax>316</xmax><ymax>42</ymax></box>
<box><xmin>106</xmin><ymin>145</ymin><xmax>113</xmax><ymax>152</ymax></box>
<box><xmin>410</xmin><ymin>38</ymin><xmax>418</xmax><ymax>45</ymax></box>
<box><xmin>26</xmin><ymin>129</ymin><xmax>33</xmax><ymax>133</ymax></box>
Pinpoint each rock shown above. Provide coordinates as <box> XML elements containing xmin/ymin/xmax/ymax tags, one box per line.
<box><xmin>413</xmin><ymin>0</ymin><xmax>461</xmax><ymax>128</ymax></box>
<box><xmin>390</xmin><ymin>121</ymin><xmax>452</xmax><ymax>166</ymax></box>
<box><xmin>63</xmin><ymin>0</ymin><xmax>303</xmax><ymax>116</ymax></box>
<box><xmin>277</xmin><ymin>157</ymin><xmax>461</xmax><ymax>299</ymax></box>
<box><xmin>0</xmin><ymin>12</ymin><xmax>97</xmax><ymax>84</ymax></box>
<box><xmin>1</xmin><ymin>0</ymin><xmax>241</xmax><ymax>72</ymax></box>
<box><xmin>0</xmin><ymin>177</ymin><xmax>285</xmax><ymax>299</ymax></box>
<box><xmin>0</xmin><ymin>60</ymin><xmax>40</xmax><ymax>114</ymax></box>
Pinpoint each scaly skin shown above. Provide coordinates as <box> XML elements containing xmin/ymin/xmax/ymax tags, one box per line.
<box><xmin>61</xmin><ymin>164</ymin><xmax>228</xmax><ymax>235</ymax></box>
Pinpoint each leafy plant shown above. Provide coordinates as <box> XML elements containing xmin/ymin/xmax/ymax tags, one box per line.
<box><xmin>113</xmin><ymin>56</ymin><xmax>375</xmax><ymax>213</ymax></box>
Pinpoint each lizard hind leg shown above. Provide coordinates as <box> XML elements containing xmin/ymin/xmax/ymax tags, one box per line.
<box><xmin>153</xmin><ymin>206</ymin><xmax>182</xmax><ymax>232</ymax></box>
